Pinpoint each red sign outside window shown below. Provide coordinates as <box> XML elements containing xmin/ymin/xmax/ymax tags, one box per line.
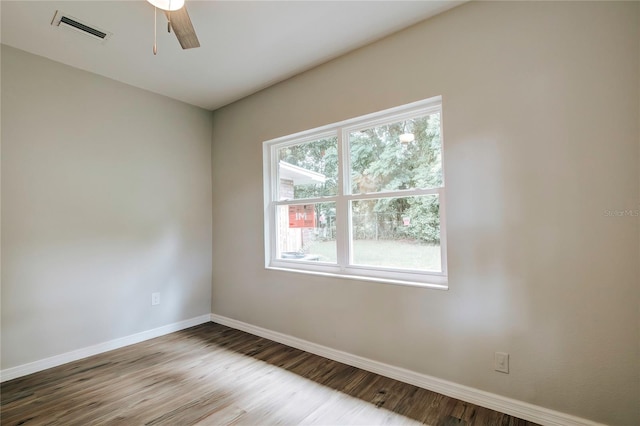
<box><xmin>289</xmin><ymin>205</ymin><xmax>316</xmax><ymax>228</ymax></box>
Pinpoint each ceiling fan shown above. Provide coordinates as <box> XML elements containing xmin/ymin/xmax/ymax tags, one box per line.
<box><xmin>147</xmin><ymin>0</ymin><xmax>200</xmax><ymax>54</ymax></box>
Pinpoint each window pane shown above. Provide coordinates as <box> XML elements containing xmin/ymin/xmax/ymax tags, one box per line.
<box><xmin>351</xmin><ymin>196</ymin><xmax>441</xmax><ymax>271</ymax></box>
<box><xmin>349</xmin><ymin>113</ymin><xmax>442</xmax><ymax>194</ymax></box>
<box><xmin>276</xmin><ymin>202</ymin><xmax>337</xmax><ymax>263</ymax></box>
<box><xmin>277</xmin><ymin>136</ymin><xmax>338</xmax><ymax>200</ymax></box>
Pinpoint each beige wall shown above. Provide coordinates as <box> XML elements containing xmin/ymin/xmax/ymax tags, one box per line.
<box><xmin>211</xmin><ymin>2</ymin><xmax>639</xmax><ymax>424</ymax></box>
<box><xmin>1</xmin><ymin>46</ymin><xmax>213</xmax><ymax>369</ymax></box>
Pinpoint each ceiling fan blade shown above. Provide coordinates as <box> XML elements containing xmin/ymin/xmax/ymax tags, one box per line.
<box><xmin>164</xmin><ymin>6</ymin><xmax>200</xmax><ymax>49</ymax></box>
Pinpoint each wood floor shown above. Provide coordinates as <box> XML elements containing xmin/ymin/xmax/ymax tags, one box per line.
<box><xmin>1</xmin><ymin>322</ymin><xmax>538</xmax><ymax>426</ymax></box>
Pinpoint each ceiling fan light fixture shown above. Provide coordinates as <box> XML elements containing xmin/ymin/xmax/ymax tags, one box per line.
<box><xmin>147</xmin><ymin>0</ymin><xmax>185</xmax><ymax>12</ymax></box>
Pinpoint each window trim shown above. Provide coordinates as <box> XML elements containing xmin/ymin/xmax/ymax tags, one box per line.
<box><xmin>263</xmin><ymin>96</ymin><xmax>447</xmax><ymax>289</ymax></box>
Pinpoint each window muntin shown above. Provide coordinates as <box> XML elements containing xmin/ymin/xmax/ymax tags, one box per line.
<box><xmin>264</xmin><ymin>97</ymin><xmax>446</xmax><ymax>288</ymax></box>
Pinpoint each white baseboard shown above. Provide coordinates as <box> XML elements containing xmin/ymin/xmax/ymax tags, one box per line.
<box><xmin>210</xmin><ymin>313</ymin><xmax>603</xmax><ymax>426</ymax></box>
<box><xmin>0</xmin><ymin>314</ymin><xmax>211</xmax><ymax>383</ymax></box>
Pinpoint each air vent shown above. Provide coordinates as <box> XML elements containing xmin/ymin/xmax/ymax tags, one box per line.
<box><xmin>51</xmin><ymin>10</ymin><xmax>112</xmax><ymax>43</ymax></box>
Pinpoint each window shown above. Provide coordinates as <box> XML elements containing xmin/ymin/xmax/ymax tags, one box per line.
<box><xmin>263</xmin><ymin>96</ymin><xmax>447</xmax><ymax>288</ymax></box>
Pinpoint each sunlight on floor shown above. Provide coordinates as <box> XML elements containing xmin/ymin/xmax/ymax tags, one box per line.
<box><xmin>184</xmin><ymin>344</ymin><xmax>424</xmax><ymax>425</ymax></box>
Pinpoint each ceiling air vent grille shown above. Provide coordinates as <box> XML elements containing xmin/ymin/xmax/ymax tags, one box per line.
<box><xmin>51</xmin><ymin>11</ymin><xmax>112</xmax><ymax>43</ymax></box>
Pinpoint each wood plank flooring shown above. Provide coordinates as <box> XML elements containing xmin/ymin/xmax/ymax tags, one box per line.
<box><xmin>1</xmin><ymin>322</ymin><xmax>539</xmax><ymax>426</ymax></box>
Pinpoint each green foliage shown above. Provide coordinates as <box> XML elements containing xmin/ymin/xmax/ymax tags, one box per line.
<box><xmin>350</xmin><ymin>113</ymin><xmax>442</xmax><ymax>244</ymax></box>
<box><xmin>279</xmin><ymin>137</ymin><xmax>338</xmax><ymax>199</ymax></box>
<box><xmin>401</xmin><ymin>196</ymin><xmax>440</xmax><ymax>244</ymax></box>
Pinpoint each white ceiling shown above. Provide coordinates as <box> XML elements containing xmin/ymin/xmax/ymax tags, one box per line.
<box><xmin>1</xmin><ymin>1</ymin><xmax>463</xmax><ymax>110</ymax></box>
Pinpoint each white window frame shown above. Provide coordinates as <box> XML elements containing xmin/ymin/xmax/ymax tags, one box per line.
<box><xmin>263</xmin><ymin>96</ymin><xmax>447</xmax><ymax>289</ymax></box>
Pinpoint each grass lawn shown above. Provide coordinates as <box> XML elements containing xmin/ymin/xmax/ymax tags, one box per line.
<box><xmin>309</xmin><ymin>239</ymin><xmax>441</xmax><ymax>271</ymax></box>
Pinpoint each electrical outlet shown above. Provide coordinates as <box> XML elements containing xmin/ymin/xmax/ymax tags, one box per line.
<box><xmin>151</xmin><ymin>292</ymin><xmax>160</xmax><ymax>306</ymax></box>
<box><xmin>494</xmin><ymin>352</ymin><xmax>509</xmax><ymax>374</ymax></box>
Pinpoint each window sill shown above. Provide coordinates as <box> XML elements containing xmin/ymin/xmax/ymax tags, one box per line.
<box><xmin>265</xmin><ymin>265</ymin><xmax>448</xmax><ymax>290</ymax></box>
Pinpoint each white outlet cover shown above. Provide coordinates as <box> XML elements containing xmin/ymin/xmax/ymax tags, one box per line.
<box><xmin>494</xmin><ymin>352</ymin><xmax>509</xmax><ymax>373</ymax></box>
